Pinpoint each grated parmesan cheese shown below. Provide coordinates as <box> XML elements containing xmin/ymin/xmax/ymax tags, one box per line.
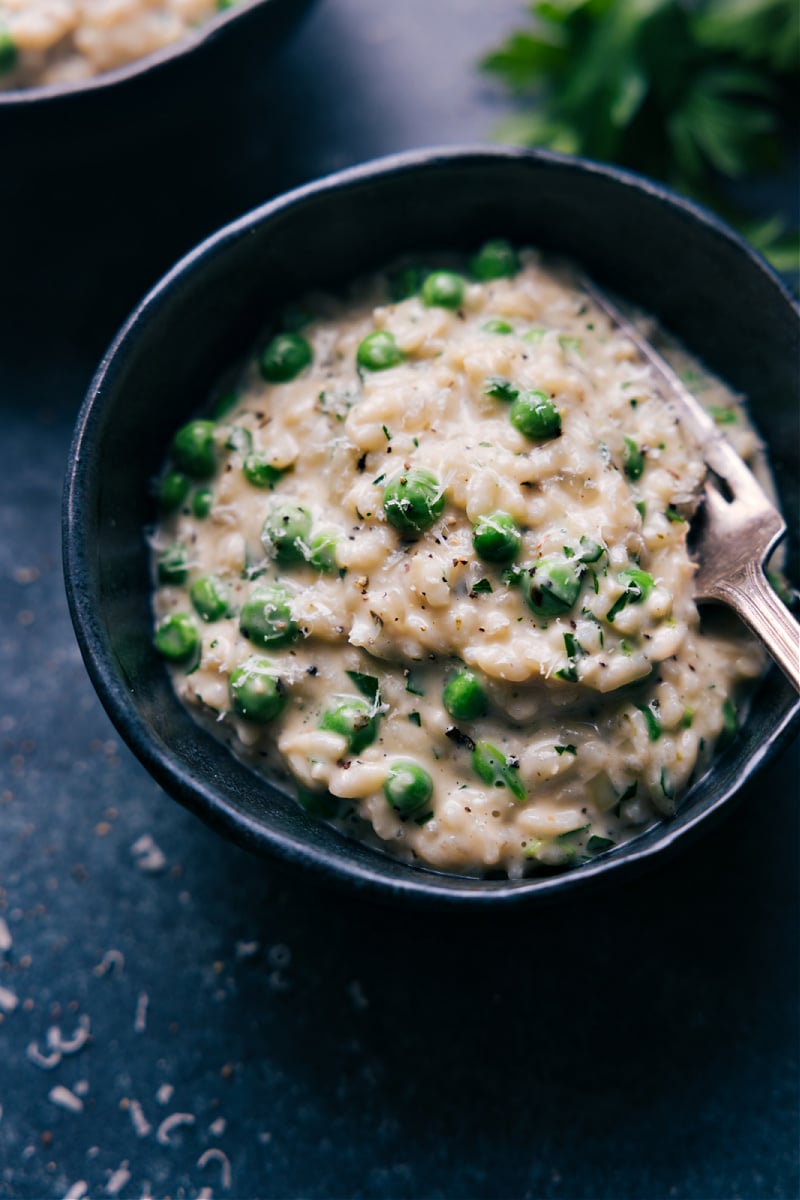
<box><xmin>156</xmin><ymin>1111</ymin><xmax>196</xmax><ymax>1145</ymax></box>
<box><xmin>129</xmin><ymin>1097</ymin><xmax>152</xmax><ymax>1137</ymax></box>
<box><xmin>48</xmin><ymin>1014</ymin><xmax>91</xmax><ymax>1055</ymax></box>
<box><xmin>63</xmin><ymin>1182</ymin><xmax>89</xmax><ymax>1200</ymax></box>
<box><xmin>48</xmin><ymin>1085</ymin><xmax>84</xmax><ymax>1114</ymax></box>
<box><xmin>106</xmin><ymin>1162</ymin><xmax>131</xmax><ymax>1196</ymax></box>
<box><xmin>134</xmin><ymin>991</ymin><xmax>149</xmax><ymax>1033</ymax></box>
<box><xmin>198</xmin><ymin>1148</ymin><xmax>232</xmax><ymax>1192</ymax></box>
<box><xmin>93</xmin><ymin>948</ymin><xmax>125</xmax><ymax>977</ymax></box>
<box><xmin>0</xmin><ymin>985</ymin><xmax>19</xmax><ymax>1013</ymax></box>
<box><xmin>27</xmin><ymin>1041</ymin><xmax>62</xmax><ymax>1070</ymax></box>
<box><xmin>234</xmin><ymin>940</ymin><xmax>260</xmax><ymax>960</ymax></box>
<box><xmin>131</xmin><ymin>834</ymin><xmax>167</xmax><ymax>873</ymax></box>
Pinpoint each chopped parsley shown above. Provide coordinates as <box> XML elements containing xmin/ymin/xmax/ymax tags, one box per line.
<box><xmin>346</xmin><ymin>671</ymin><xmax>381</xmax><ymax>705</ymax></box>
<box><xmin>405</xmin><ymin>670</ymin><xmax>426</xmax><ymax>696</ymax></box>
<box><xmin>483</xmin><ymin>376</ymin><xmax>519</xmax><ymax>402</ymax></box>
<box><xmin>637</xmin><ymin>702</ymin><xmax>662</xmax><ymax>741</ymax></box>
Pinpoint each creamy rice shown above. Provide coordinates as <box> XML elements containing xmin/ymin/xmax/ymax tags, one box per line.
<box><xmin>150</xmin><ymin>245</ymin><xmax>768</xmax><ymax>877</ymax></box>
<box><xmin>0</xmin><ymin>0</ymin><xmax>229</xmax><ymax>89</ymax></box>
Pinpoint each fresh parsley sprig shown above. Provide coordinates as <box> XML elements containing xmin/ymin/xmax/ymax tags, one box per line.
<box><xmin>482</xmin><ymin>0</ymin><xmax>799</xmax><ymax>271</ymax></box>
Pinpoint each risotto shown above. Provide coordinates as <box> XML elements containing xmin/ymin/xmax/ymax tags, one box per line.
<box><xmin>0</xmin><ymin>0</ymin><xmax>233</xmax><ymax>89</ymax></box>
<box><xmin>150</xmin><ymin>243</ymin><xmax>768</xmax><ymax>877</ymax></box>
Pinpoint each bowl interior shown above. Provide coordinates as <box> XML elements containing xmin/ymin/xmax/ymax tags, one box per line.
<box><xmin>64</xmin><ymin>149</ymin><xmax>800</xmax><ymax>904</ymax></box>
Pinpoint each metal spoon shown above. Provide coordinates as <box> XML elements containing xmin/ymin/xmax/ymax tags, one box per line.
<box><xmin>581</xmin><ymin>276</ymin><xmax>800</xmax><ymax>693</ymax></box>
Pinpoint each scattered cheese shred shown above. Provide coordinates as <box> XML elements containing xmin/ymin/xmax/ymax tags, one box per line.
<box><xmin>0</xmin><ymin>985</ymin><xmax>19</xmax><ymax>1013</ymax></box>
<box><xmin>49</xmin><ymin>1015</ymin><xmax>91</xmax><ymax>1055</ymax></box>
<box><xmin>134</xmin><ymin>991</ymin><xmax>149</xmax><ymax>1033</ymax></box>
<box><xmin>156</xmin><ymin>1111</ymin><xmax>196</xmax><ymax>1146</ymax></box>
<box><xmin>234</xmin><ymin>940</ymin><xmax>260</xmax><ymax>960</ymax></box>
<box><xmin>26</xmin><ymin>1042</ymin><xmax>62</xmax><ymax>1070</ymax></box>
<box><xmin>129</xmin><ymin>1098</ymin><xmax>152</xmax><ymax>1138</ymax></box>
<box><xmin>48</xmin><ymin>1085</ymin><xmax>84</xmax><ymax>1114</ymax></box>
<box><xmin>63</xmin><ymin>1181</ymin><xmax>89</xmax><ymax>1200</ymax></box>
<box><xmin>197</xmin><ymin>1148</ymin><xmax>232</xmax><ymax>1192</ymax></box>
<box><xmin>93</xmin><ymin>948</ymin><xmax>125</xmax><ymax>977</ymax></box>
<box><xmin>106</xmin><ymin>1162</ymin><xmax>131</xmax><ymax>1196</ymax></box>
<box><xmin>131</xmin><ymin>834</ymin><xmax>167</xmax><ymax>873</ymax></box>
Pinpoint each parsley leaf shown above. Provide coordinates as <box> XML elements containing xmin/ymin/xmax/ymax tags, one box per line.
<box><xmin>482</xmin><ymin>0</ymin><xmax>799</xmax><ymax>269</ymax></box>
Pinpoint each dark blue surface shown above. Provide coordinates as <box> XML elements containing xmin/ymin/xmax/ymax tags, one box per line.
<box><xmin>1</xmin><ymin>2</ymin><xmax>798</xmax><ymax>1197</ymax></box>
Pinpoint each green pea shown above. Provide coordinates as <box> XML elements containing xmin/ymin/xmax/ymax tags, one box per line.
<box><xmin>421</xmin><ymin>271</ymin><xmax>465</xmax><ymax>310</ymax></box>
<box><xmin>308</xmin><ymin>530</ymin><xmax>340</xmax><ymax>572</ymax></box>
<box><xmin>472</xmin><ymin>511</ymin><xmax>521</xmax><ymax>564</ymax></box>
<box><xmin>190</xmin><ymin>575</ymin><xmax>231</xmax><ymax>622</ymax></box>
<box><xmin>384</xmin><ymin>468</ymin><xmax>445</xmax><ymax>536</ymax></box>
<box><xmin>225</xmin><ymin>425</ymin><xmax>253</xmax><ymax>455</ymax></box>
<box><xmin>239</xmin><ymin>585</ymin><xmax>298</xmax><ymax>647</ymax></box>
<box><xmin>261</xmin><ymin>502</ymin><xmax>313</xmax><ymax>564</ymax></box>
<box><xmin>623</xmin><ymin>436</ymin><xmax>645</xmax><ymax>480</ymax></box>
<box><xmin>243</xmin><ymin>455</ymin><xmax>284</xmax><ymax>489</ymax></box>
<box><xmin>509</xmin><ymin>390</ymin><xmax>562</xmax><ymax>441</ymax></box>
<box><xmin>172</xmin><ymin>420</ymin><xmax>217</xmax><ymax>479</ymax></box>
<box><xmin>443</xmin><ymin>671</ymin><xmax>488</xmax><ymax>721</ymax></box>
<box><xmin>159</xmin><ymin>471</ymin><xmax>190</xmax><ymax>513</ymax></box>
<box><xmin>259</xmin><ymin>332</ymin><xmax>312</xmax><ymax>382</ymax></box>
<box><xmin>0</xmin><ymin>28</ymin><xmax>17</xmax><ymax>73</ymax></box>
<box><xmin>228</xmin><ymin>657</ymin><xmax>286</xmax><ymax>723</ymax></box>
<box><xmin>482</xmin><ymin>319</ymin><xmax>513</xmax><ymax>334</ymax></box>
<box><xmin>356</xmin><ymin>330</ymin><xmax>405</xmax><ymax>372</ymax></box>
<box><xmin>469</xmin><ymin>239</ymin><xmax>519</xmax><ymax>281</ymax></box>
<box><xmin>296</xmin><ymin>786</ymin><xmax>339</xmax><ymax>818</ymax></box>
<box><xmin>384</xmin><ymin>760</ymin><xmax>433</xmax><ymax>816</ymax></box>
<box><xmin>154</xmin><ymin>613</ymin><xmax>200</xmax><ymax>664</ymax></box>
<box><xmin>606</xmin><ymin>567</ymin><xmax>655</xmax><ymax>622</ymax></box>
<box><xmin>211</xmin><ymin>390</ymin><xmax>239</xmax><ymax>419</ymax></box>
<box><xmin>524</xmin><ymin>556</ymin><xmax>582</xmax><ymax>616</ymax></box>
<box><xmin>158</xmin><ymin>544</ymin><xmax>188</xmax><ymax>585</ymax></box>
<box><xmin>320</xmin><ymin>696</ymin><xmax>379</xmax><ymax>755</ymax></box>
<box><xmin>472</xmin><ymin>741</ymin><xmax>525</xmax><ymax>801</ymax></box>
<box><xmin>192</xmin><ymin>488</ymin><xmax>213</xmax><ymax>519</ymax></box>
<box><xmin>388</xmin><ymin>266</ymin><xmax>426</xmax><ymax>302</ymax></box>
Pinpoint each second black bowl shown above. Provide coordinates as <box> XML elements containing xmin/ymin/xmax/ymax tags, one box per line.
<box><xmin>63</xmin><ymin>147</ymin><xmax>800</xmax><ymax>905</ymax></box>
<box><xmin>0</xmin><ymin>0</ymin><xmax>315</xmax><ymax>183</ymax></box>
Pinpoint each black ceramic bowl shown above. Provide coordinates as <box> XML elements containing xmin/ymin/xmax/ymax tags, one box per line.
<box><xmin>63</xmin><ymin>147</ymin><xmax>800</xmax><ymax>905</ymax></box>
<box><xmin>0</xmin><ymin>0</ymin><xmax>314</xmax><ymax>163</ymax></box>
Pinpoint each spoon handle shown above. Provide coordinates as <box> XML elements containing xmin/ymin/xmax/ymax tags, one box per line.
<box><xmin>709</xmin><ymin>562</ymin><xmax>800</xmax><ymax>693</ymax></box>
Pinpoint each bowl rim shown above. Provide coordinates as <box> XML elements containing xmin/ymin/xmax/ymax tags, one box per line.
<box><xmin>0</xmin><ymin>0</ymin><xmax>296</xmax><ymax>105</ymax></box>
<box><xmin>62</xmin><ymin>144</ymin><xmax>800</xmax><ymax>905</ymax></box>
